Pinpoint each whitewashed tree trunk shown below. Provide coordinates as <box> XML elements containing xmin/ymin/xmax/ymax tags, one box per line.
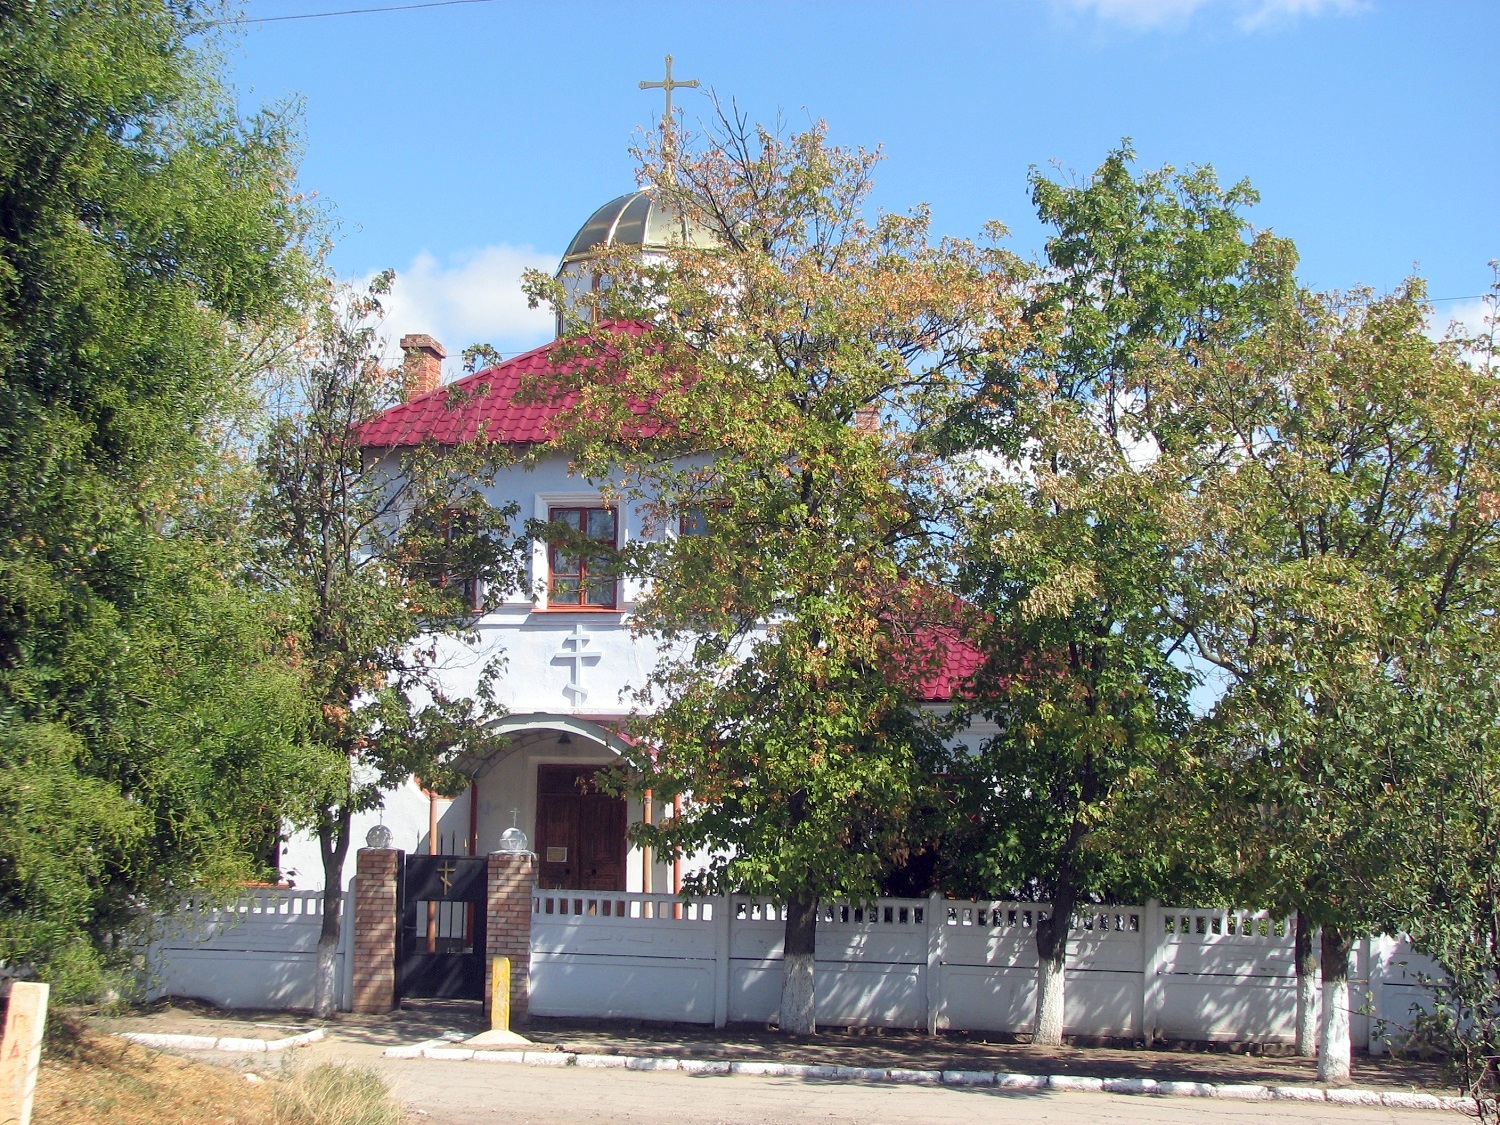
<box><xmin>1295</xmin><ymin>911</ymin><xmax>1320</xmax><ymax>1058</ymax></box>
<box><xmin>1033</xmin><ymin>903</ymin><xmax>1069</xmax><ymax>1046</ymax></box>
<box><xmin>1034</xmin><ymin>948</ymin><xmax>1066</xmax><ymax>1045</ymax></box>
<box><xmin>778</xmin><ymin>895</ymin><xmax>817</xmax><ymax>1035</ymax></box>
<box><xmin>1318</xmin><ymin>925</ymin><xmax>1353</xmax><ymax>1084</ymax></box>
<box><xmin>313</xmin><ymin>811</ymin><xmax>352</xmax><ymax>1019</ymax></box>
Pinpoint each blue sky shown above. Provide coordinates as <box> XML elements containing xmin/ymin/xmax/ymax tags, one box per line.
<box><xmin>224</xmin><ymin>0</ymin><xmax>1497</xmax><ymax>365</ymax></box>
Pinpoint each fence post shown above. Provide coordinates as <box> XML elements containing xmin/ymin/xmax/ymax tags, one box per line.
<box><xmin>1</xmin><ymin>981</ymin><xmax>49</xmax><ymax>1125</ymax></box>
<box><xmin>1366</xmin><ymin>935</ymin><xmax>1385</xmax><ymax>1056</ymax></box>
<box><xmin>1141</xmin><ymin>898</ymin><xmax>1166</xmax><ymax>1043</ymax></box>
<box><xmin>924</xmin><ymin>892</ymin><xmax>944</xmax><ymax>1035</ymax></box>
<box><xmin>485</xmin><ymin>851</ymin><xmax>535</xmax><ymax>1023</ymax></box>
<box><xmin>337</xmin><ymin>885</ymin><xmax>355</xmax><ymax>1012</ymax></box>
<box><xmin>712</xmin><ymin>894</ymin><xmax>731</xmax><ymax>1029</ymax></box>
<box><xmin>350</xmin><ymin>847</ymin><xmax>399</xmax><ymax>1014</ymax></box>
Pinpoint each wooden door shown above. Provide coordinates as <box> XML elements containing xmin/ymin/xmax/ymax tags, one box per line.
<box><xmin>535</xmin><ymin>765</ymin><xmax>627</xmax><ymax>891</ymax></box>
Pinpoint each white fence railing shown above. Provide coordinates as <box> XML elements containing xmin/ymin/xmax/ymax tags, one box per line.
<box><xmin>143</xmin><ymin>888</ymin><xmax>351</xmax><ymax>1012</ymax></box>
<box><xmin>529</xmin><ymin>891</ymin><xmax>1438</xmax><ymax>1050</ymax></box>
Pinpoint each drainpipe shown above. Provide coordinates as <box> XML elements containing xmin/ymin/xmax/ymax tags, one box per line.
<box><xmin>673</xmin><ymin>794</ymin><xmax>683</xmax><ymax>894</ymax></box>
<box><xmin>466</xmin><ymin>781</ymin><xmax>478</xmax><ymax>950</ymax></box>
<box><xmin>427</xmin><ymin>790</ymin><xmax>439</xmax><ymax>952</ymax></box>
<box><xmin>642</xmin><ymin>789</ymin><xmax>653</xmax><ymax>898</ymax></box>
<box><xmin>673</xmin><ymin>794</ymin><xmax>684</xmax><ymax>919</ymax></box>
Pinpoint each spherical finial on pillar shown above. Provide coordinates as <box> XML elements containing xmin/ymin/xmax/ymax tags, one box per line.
<box><xmin>497</xmin><ymin>826</ymin><xmax>530</xmax><ymax>854</ymax></box>
<box><xmin>365</xmin><ymin>823</ymin><xmax>393</xmax><ymax>850</ymax></box>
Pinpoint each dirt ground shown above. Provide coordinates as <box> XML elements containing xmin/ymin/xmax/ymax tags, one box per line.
<box><xmin>33</xmin><ymin>1020</ymin><xmax>281</xmax><ymax>1125</ymax></box>
<box><xmin>89</xmin><ymin>998</ymin><xmax>1455</xmax><ymax>1094</ymax></box>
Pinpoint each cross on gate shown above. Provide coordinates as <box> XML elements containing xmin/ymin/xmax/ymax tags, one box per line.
<box><xmin>436</xmin><ymin>860</ymin><xmax>457</xmax><ymax>894</ymax></box>
<box><xmin>555</xmin><ymin>622</ymin><xmax>600</xmax><ymax>705</ymax></box>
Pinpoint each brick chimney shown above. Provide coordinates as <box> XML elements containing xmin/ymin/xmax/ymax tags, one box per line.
<box><xmin>400</xmin><ymin>333</ymin><xmax>446</xmax><ymax>399</ymax></box>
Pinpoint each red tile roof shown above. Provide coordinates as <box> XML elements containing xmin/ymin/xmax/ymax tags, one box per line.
<box><xmin>884</xmin><ymin>588</ymin><xmax>987</xmax><ymax>703</ymax></box>
<box><xmin>907</xmin><ymin>622</ymin><xmax>986</xmax><ymax>702</ymax></box>
<box><xmin>357</xmin><ymin>323</ymin><xmax>653</xmax><ymax>448</ymax></box>
<box><xmin>359</xmin><ymin>324</ymin><xmax>986</xmax><ymax>702</ymax></box>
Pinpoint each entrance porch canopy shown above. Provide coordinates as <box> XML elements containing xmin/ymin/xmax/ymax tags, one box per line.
<box><xmin>456</xmin><ymin>713</ymin><xmax>635</xmax><ymax>779</ymax></box>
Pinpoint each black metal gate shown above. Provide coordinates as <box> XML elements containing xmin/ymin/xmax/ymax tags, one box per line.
<box><xmin>397</xmin><ymin>854</ymin><xmax>487</xmax><ymax>1000</ymax></box>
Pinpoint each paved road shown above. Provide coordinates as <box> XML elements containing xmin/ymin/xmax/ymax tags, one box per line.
<box><xmin>306</xmin><ymin>1047</ymin><xmax>1437</xmax><ymax>1125</ymax></box>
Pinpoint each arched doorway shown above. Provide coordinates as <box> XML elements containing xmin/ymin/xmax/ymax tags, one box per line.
<box><xmin>463</xmin><ymin>714</ymin><xmax>642</xmax><ymax>893</ymax></box>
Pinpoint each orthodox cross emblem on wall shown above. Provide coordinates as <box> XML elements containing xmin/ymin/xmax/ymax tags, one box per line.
<box><xmin>554</xmin><ymin>623</ymin><xmax>601</xmax><ymax>705</ymax></box>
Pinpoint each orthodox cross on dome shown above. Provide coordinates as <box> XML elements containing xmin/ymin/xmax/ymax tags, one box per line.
<box><xmin>554</xmin><ymin>622</ymin><xmax>601</xmax><ymax>705</ymax></box>
<box><xmin>639</xmin><ymin>54</ymin><xmax>698</xmax><ymax>182</ymax></box>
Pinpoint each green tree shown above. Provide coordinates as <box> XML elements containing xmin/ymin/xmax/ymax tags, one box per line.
<box><xmin>0</xmin><ymin>0</ymin><xmax>314</xmax><ymax>992</ymax></box>
<box><xmin>524</xmin><ymin>109</ymin><xmax>1014</xmax><ymax>1034</ymax></box>
<box><xmin>253</xmin><ymin>276</ymin><xmax>526</xmax><ymax>1016</ymax></box>
<box><xmin>1392</xmin><ymin>623</ymin><xmax>1500</xmax><ymax>1123</ymax></box>
<box><xmin>951</xmin><ymin>146</ymin><xmax>1298</xmax><ymax>1044</ymax></box>
<box><xmin>1169</xmin><ymin>279</ymin><xmax>1500</xmax><ymax>1081</ymax></box>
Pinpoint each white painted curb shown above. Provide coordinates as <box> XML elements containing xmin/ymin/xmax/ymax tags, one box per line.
<box><xmin>118</xmin><ymin>1028</ymin><xmax>324</xmax><ymax>1053</ymax></box>
<box><xmin>376</xmin><ymin>1041</ymin><xmax>1477</xmax><ymax>1113</ymax></box>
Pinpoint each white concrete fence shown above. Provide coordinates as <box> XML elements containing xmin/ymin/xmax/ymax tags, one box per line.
<box><xmin>143</xmin><ymin>887</ymin><xmax>352</xmax><ymax>1011</ymax></box>
<box><xmin>529</xmin><ymin>890</ymin><xmax>1437</xmax><ymax>1051</ymax></box>
<box><xmin>141</xmin><ymin>884</ymin><xmax>1438</xmax><ymax>1049</ymax></box>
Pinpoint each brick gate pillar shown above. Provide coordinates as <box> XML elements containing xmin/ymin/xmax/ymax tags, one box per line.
<box><xmin>485</xmin><ymin>851</ymin><xmax>536</xmax><ymax>1022</ymax></box>
<box><xmin>351</xmin><ymin>847</ymin><xmax>399</xmax><ymax>1014</ymax></box>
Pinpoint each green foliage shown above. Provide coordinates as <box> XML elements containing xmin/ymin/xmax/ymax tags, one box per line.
<box><xmin>950</xmin><ymin>146</ymin><xmax>1293</xmax><ymax>916</ymax></box>
<box><xmin>252</xmin><ymin>274</ymin><xmax>526</xmax><ymax>1014</ymax></box>
<box><xmin>1385</xmin><ymin>645</ymin><xmax>1500</xmax><ymax>1118</ymax></box>
<box><xmin>630</xmin><ymin>618</ymin><xmax>957</xmax><ymax>902</ymax></box>
<box><xmin>254</xmin><ymin>276</ymin><xmax>526</xmax><ymax>818</ymax></box>
<box><xmin>1170</xmin><ymin>280</ymin><xmax>1500</xmax><ymax>939</ymax></box>
<box><xmin>0</xmin><ymin>723</ymin><xmax>141</xmax><ymax>996</ymax></box>
<box><xmin>523</xmin><ymin>108</ymin><xmax>1015</xmax><ymax>906</ymax></box>
<box><xmin>0</xmin><ymin>0</ymin><xmax>315</xmax><ymax>992</ymax></box>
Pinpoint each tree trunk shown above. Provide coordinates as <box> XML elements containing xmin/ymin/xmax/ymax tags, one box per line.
<box><xmin>778</xmin><ymin>893</ymin><xmax>818</xmax><ymax>1035</ymax></box>
<box><xmin>1318</xmin><ymin>924</ymin><xmax>1354</xmax><ymax>1084</ymax></box>
<box><xmin>1033</xmin><ymin>889</ymin><xmax>1074</xmax><ymax>1046</ymax></box>
<box><xmin>1295</xmin><ymin>910</ymin><xmax>1320</xmax><ymax>1058</ymax></box>
<box><xmin>313</xmin><ymin>809</ymin><xmax>353</xmax><ymax>1019</ymax></box>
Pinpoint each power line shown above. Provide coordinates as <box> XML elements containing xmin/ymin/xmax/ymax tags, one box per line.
<box><xmin>211</xmin><ymin>0</ymin><xmax>504</xmax><ymax>26</ymax></box>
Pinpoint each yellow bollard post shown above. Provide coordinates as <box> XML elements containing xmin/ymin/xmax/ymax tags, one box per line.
<box><xmin>490</xmin><ymin>955</ymin><xmax>511</xmax><ymax>1032</ymax></box>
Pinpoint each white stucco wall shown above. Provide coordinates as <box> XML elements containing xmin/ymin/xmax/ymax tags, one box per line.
<box><xmin>278</xmin><ymin>449</ymin><xmax>994</xmax><ymax>892</ymax></box>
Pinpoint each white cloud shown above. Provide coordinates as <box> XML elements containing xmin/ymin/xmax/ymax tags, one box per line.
<box><xmin>1430</xmin><ymin>296</ymin><xmax>1494</xmax><ymax>340</ymax></box>
<box><xmin>1425</xmin><ymin>296</ymin><xmax>1496</xmax><ymax>367</ymax></box>
<box><xmin>1234</xmin><ymin>0</ymin><xmax>1362</xmax><ymax>32</ymax></box>
<box><xmin>356</xmin><ymin>244</ymin><xmax>559</xmax><ymax>376</ymax></box>
<box><xmin>1053</xmin><ymin>0</ymin><xmax>1362</xmax><ymax>31</ymax></box>
<box><xmin>1054</xmin><ymin>0</ymin><xmax>1207</xmax><ymax>29</ymax></box>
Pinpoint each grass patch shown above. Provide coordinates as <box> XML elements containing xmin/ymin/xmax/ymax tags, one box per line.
<box><xmin>33</xmin><ymin>1021</ymin><xmax>279</xmax><ymax>1125</ymax></box>
<box><xmin>33</xmin><ymin>1018</ymin><xmax>404</xmax><ymax>1125</ymax></box>
<box><xmin>275</xmin><ymin>1063</ymin><xmax>405</xmax><ymax>1125</ymax></box>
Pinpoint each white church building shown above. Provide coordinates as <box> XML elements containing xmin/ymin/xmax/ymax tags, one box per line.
<box><xmin>277</xmin><ymin>187</ymin><xmax>982</xmax><ymax>899</ymax></box>
<box><xmin>158</xmin><ymin>179</ymin><xmax>1420</xmax><ymax>1058</ymax></box>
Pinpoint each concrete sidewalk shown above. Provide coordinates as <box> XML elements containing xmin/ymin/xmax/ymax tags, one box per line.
<box><xmin>95</xmin><ymin>1000</ymin><xmax>1471</xmax><ymax>1121</ymax></box>
<box><xmin>297</xmin><ymin>1050</ymin><xmax>1463</xmax><ymax>1125</ymax></box>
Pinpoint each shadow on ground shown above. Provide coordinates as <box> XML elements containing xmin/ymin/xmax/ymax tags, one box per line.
<box><xmin>91</xmin><ymin>999</ymin><xmax>1450</xmax><ymax>1094</ymax></box>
